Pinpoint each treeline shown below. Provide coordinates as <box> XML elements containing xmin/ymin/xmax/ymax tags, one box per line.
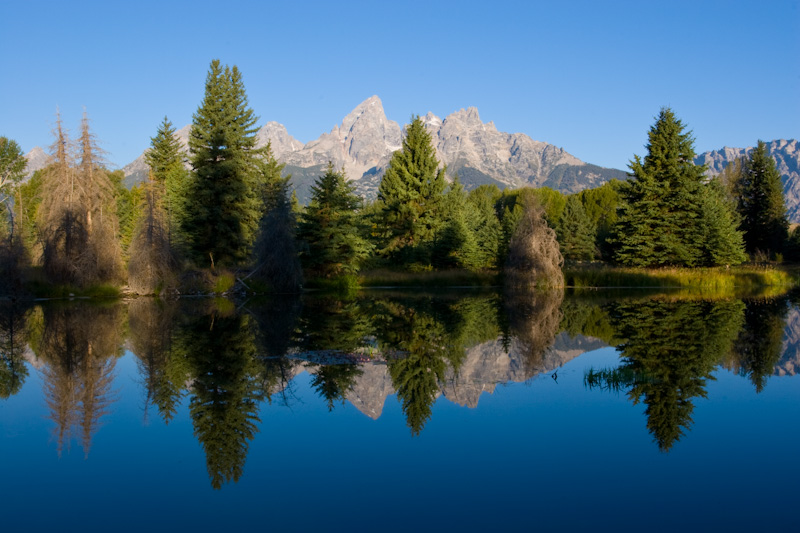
<box><xmin>0</xmin><ymin>62</ymin><xmax>794</xmax><ymax>296</ymax></box>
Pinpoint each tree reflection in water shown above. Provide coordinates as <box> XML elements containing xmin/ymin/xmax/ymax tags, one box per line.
<box><xmin>725</xmin><ymin>296</ymin><xmax>789</xmax><ymax>393</ymax></box>
<box><xmin>172</xmin><ymin>300</ymin><xmax>263</xmax><ymax>490</ymax></box>
<box><xmin>0</xmin><ymin>302</ymin><xmax>31</xmax><ymax>399</ymax></box>
<box><xmin>586</xmin><ymin>297</ymin><xmax>746</xmax><ymax>451</ymax></box>
<box><xmin>35</xmin><ymin>303</ymin><xmax>124</xmax><ymax>457</ymax></box>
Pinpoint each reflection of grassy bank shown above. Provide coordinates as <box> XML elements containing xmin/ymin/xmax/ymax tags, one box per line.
<box><xmin>358</xmin><ymin>269</ymin><xmax>498</xmax><ymax>288</ymax></box>
<box><xmin>564</xmin><ymin>265</ymin><xmax>799</xmax><ymax>292</ymax></box>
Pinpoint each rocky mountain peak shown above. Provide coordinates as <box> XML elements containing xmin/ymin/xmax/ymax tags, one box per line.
<box><xmin>23</xmin><ymin>146</ymin><xmax>49</xmax><ymax>177</ymax></box>
<box><xmin>257</xmin><ymin>121</ymin><xmax>304</xmax><ymax>157</ymax></box>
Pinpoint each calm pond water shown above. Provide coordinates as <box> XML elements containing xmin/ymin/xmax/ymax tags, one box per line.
<box><xmin>1</xmin><ymin>289</ymin><xmax>798</xmax><ymax>531</ymax></box>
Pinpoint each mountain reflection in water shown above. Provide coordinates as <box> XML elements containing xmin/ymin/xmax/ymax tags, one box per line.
<box><xmin>1</xmin><ymin>289</ymin><xmax>799</xmax><ymax>490</ymax></box>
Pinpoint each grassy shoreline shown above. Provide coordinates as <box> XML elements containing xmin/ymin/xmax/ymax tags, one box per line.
<box><xmin>563</xmin><ymin>264</ymin><xmax>799</xmax><ymax>290</ymax></box>
<box><xmin>6</xmin><ymin>264</ymin><xmax>798</xmax><ymax>301</ymax></box>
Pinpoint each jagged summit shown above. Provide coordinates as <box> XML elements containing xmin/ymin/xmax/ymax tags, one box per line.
<box><xmin>110</xmin><ymin>95</ymin><xmax>626</xmax><ymax>201</ymax></box>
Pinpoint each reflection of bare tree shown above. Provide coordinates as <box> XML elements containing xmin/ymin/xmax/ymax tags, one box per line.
<box><xmin>128</xmin><ymin>298</ymin><xmax>183</xmax><ymax>423</ymax></box>
<box><xmin>0</xmin><ymin>303</ymin><xmax>30</xmax><ymax>399</ymax></box>
<box><xmin>37</xmin><ymin>303</ymin><xmax>123</xmax><ymax>457</ymax></box>
<box><xmin>504</xmin><ymin>288</ymin><xmax>564</xmax><ymax>374</ymax></box>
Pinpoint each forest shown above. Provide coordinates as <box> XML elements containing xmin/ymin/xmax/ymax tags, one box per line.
<box><xmin>0</xmin><ymin>59</ymin><xmax>796</xmax><ymax>298</ymax></box>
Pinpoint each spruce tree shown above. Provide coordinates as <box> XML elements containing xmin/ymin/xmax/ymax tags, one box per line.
<box><xmin>183</xmin><ymin>60</ymin><xmax>263</xmax><ymax>267</ymax></box>
<box><xmin>466</xmin><ymin>185</ymin><xmax>503</xmax><ymax>268</ymax></box>
<box><xmin>614</xmin><ymin>108</ymin><xmax>707</xmax><ymax>267</ymax></box>
<box><xmin>556</xmin><ymin>195</ymin><xmax>597</xmax><ymax>262</ymax></box>
<box><xmin>145</xmin><ymin>117</ymin><xmax>187</xmax><ymax>247</ymax></box>
<box><xmin>739</xmin><ymin>140</ymin><xmax>788</xmax><ymax>257</ymax></box>
<box><xmin>432</xmin><ymin>177</ymin><xmax>480</xmax><ymax>269</ymax></box>
<box><xmin>699</xmin><ymin>178</ymin><xmax>747</xmax><ymax>266</ymax></box>
<box><xmin>376</xmin><ymin>116</ymin><xmax>446</xmax><ymax>264</ymax></box>
<box><xmin>297</xmin><ymin>163</ymin><xmax>372</xmax><ymax>279</ymax></box>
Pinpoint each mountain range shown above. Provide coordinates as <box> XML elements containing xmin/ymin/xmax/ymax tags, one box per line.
<box><xmin>23</xmin><ymin>96</ymin><xmax>798</xmax><ymax>220</ymax></box>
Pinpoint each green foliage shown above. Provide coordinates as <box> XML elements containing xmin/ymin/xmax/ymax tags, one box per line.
<box><xmin>466</xmin><ymin>185</ymin><xmax>504</xmax><ymax>268</ymax></box>
<box><xmin>109</xmin><ymin>170</ymin><xmax>142</xmax><ymax>256</ymax></box>
<box><xmin>251</xmin><ymin>167</ymin><xmax>303</xmax><ymax>293</ymax></box>
<box><xmin>145</xmin><ymin>116</ymin><xmax>189</xmax><ymax>250</ymax></box>
<box><xmin>432</xmin><ymin>177</ymin><xmax>481</xmax><ymax>269</ymax></box>
<box><xmin>182</xmin><ymin>60</ymin><xmax>265</xmax><ymax>267</ymax></box>
<box><xmin>297</xmin><ymin>163</ymin><xmax>372</xmax><ymax>278</ymax></box>
<box><xmin>577</xmin><ymin>180</ymin><xmax>621</xmax><ymax>260</ymax></box>
<box><xmin>557</xmin><ymin>195</ymin><xmax>598</xmax><ymax>261</ymax></box>
<box><xmin>699</xmin><ymin>178</ymin><xmax>747</xmax><ymax>266</ymax></box>
<box><xmin>0</xmin><ymin>137</ymin><xmax>27</xmax><ymax>226</ymax></box>
<box><xmin>738</xmin><ymin>140</ymin><xmax>788</xmax><ymax>257</ymax></box>
<box><xmin>614</xmin><ymin>108</ymin><xmax>708</xmax><ymax>267</ymax></box>
<box><xmin>375</xmin><ymin>116</ymin><xmax>446</xmax><ymax>264</ymax></box>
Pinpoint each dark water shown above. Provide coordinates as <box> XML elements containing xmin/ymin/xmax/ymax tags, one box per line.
<box><xmin>0</xmin><ymin>290</ymin><xmax>798</xmax><ymax>531</ymax></box>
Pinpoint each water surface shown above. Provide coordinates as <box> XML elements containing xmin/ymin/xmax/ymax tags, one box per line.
<box><xmin>1</xmin><ymin>290</ymin><xmax>798</xmax><ymax>531</ymax></box>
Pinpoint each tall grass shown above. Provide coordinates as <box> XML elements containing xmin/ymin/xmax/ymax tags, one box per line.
<box><xmin>564</xmin><ymin>265</ymin><xmax>799</xmax><ymax>293</ymax></box>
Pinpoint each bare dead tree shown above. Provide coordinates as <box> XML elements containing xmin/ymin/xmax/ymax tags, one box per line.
<box><xmin>505</xmin><ymin>201</ymin><xmax>564</xmax><ymax>289</ymax></box>
<box><xmin>39</xmin><ymin>110</ymin><xmax>123</xmax><ymax>286</ymax></box>
<box><xmin>128</xmin><ymin>175</ymin><xmax>179</xmax><ymax>294</ymax></box>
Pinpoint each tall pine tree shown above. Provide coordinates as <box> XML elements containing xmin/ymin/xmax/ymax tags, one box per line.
<box><xmin>375</xmin><ymin>116</ymin><xmax>446</xmax><ymax>264</ymax></box>
<box><xmin>738</xmin><ymin>140</ymin><xmax>788</xmax><ymax>257</ymax></box>
<box><xmin>614</xmin><ymin>108</ymin><xmax>707</xmax><ymax>267</ymax></box>
<box><xmin>183</xmin><ymin>60</ymin><xmax>264</xmax><ymax>267</ymax></box>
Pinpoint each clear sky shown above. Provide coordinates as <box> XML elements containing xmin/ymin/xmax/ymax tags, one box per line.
<box><xmin>1</xmin><ymin>0</ymin><xmax>798</xmax><ymax>171</ymax></box>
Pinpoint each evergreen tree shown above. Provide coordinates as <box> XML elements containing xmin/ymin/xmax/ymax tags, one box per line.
<box><xmin>556</xmin><ymin>195</ymin><xmax>597</xmax><ymax>262</ymax></box>
<box><xmin>145</xmin><ymin>117</ymin><xmax>188</xmax><ymax>248</ymax></box>
<box><xmin>699</xmin><ymin>178</ymin><xmax>747</xmax><ymax>266</ymax></box>
<box><xmin>432</xmin><ymin>176</ymin><xmax>480</xmax><ymax>269</ymax></box>
<box><xmin>183</xmin><ymin>60</ymin><xmax>264</xmax><ymax>267</ymax></box>
<box><xmin>251</xmin><ymin>165</ymin><xmax>303</xmax><ymax>293</ymax></box>
<box><xmin>376</xmin><ymin>116</ymin><xmax>446</xmax><ymax>264</ymax></box>
<box><xmin>297</xmin><ymin>163</ymin><xmax>372</xmax><ymax>279</ymax></box>
<box><xmin>739</xmin><ymin>140</ymin><xmax>788</xmax><ymax>257</ymax></box>
<box><xmin>614</xmin><ymin>108</ymin><xmax>706</xmax><ymax>267</ymax></box>
<box><xmin>466</xmin><ymin>185</ymin><xmax>503</xmax><ymax>268</ymax></box>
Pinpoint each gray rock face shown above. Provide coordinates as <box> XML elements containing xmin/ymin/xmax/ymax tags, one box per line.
<box><xmin>23</xmin><ymin>146</ymin><xmax>49</xmax><ymax>179</ymax></box>
<box><xmin>777</xmin><ymin>306</ymin><xmax>800</xmax><ymax>377</ymax></box>
<box><xmin>281</xmin><ymin>95</ymin><xmax>402</xmax><ymax>180</ymax></box>
<box><xmin>696</xmin><ymin>139</ymin><xmax>800</xmax><ymax>222</ymax></box>
<box><xmin>441</xmin><ymin>332</ymin><xmax>608</xmax><ymax>408</ymax></box>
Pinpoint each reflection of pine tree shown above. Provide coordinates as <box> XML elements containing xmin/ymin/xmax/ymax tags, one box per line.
<box><xmin>368</xmin><ymin>294</ymin><xmax>505</xmax><ymax>435</ymax></box>
<box><xmin>175</xmin><ymin>306</ymin><xmax>262</xmax><ymax>489</ymax></box>
<box><xmin>298</xmin><ymin>298</ymin><xmax>372</xmax><ymax>353</ymax></box>
<box><xmin>37</xmin><ymin>303</ymin><xmax>123</xmax><ymax>457</ymax></box>
<box><xmin>372</xmin><ymin>300</ymin><xmax>450</xmax><ymax>435</ymax></box>
<box><xmin>310</xmin><ymin>364</ymin><xmax>363</xmax><ymax>412</ymax></box>
<box><xmin>0</xmin><ymin>303</ymin><xmax>30</xmax><ymax>399</ymax></box>
<box><xmin>728</xmin><ymin>297</ymin><xmax>788</xmax><ymax>393</ymax></box>
<box><xmin>248</xmin><ymin>296</ymin><xmax>302</xmax><ymax>403</ymax></box>
<box><xmin>610</xmin><ymin>299</ymin><xmax>744</xmax><ymax>451</ymax></box>
<box><xmin>128</xmin><ymin>299</ymin><xmax>187</xmax><ymax>423</ymax></box>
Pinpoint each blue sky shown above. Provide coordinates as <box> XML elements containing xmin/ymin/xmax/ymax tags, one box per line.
<box><xmin>1</xmin><ymin>0</ymin><xmax>798</xmax><ymax>171</ymax></box>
